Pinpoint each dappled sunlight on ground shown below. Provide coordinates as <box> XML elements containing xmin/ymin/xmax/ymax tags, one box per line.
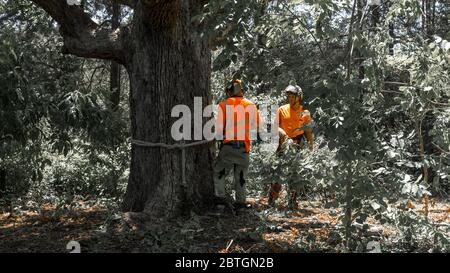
<box><xmin>0</xmin><ymin>197</ymin><xmax>449</xmax><ymax>253</ymax></box>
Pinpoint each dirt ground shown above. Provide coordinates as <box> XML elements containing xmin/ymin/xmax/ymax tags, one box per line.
<box><xmin>0</xmin><ymin>196</ymin><xmax>449</xmax><ymax>253</ymax></box>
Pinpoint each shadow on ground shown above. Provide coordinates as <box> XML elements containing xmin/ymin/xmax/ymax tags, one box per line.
<box><xmin>1</xmin><ymin>197</ymin><xmax>448</xmax><ymax>252</ymax></box>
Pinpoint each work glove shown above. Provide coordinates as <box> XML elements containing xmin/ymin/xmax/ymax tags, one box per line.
<box><xmin>285</xmin><ymin>137</ymin><xmax>294</xmax><ymax>145</ymax></box>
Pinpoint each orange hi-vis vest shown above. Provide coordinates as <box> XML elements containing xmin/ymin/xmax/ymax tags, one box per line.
<box><xmin>275</xmin><ymin>104</ymin><xmax>312</xmax><ymax>138</ymax></box>
<box><xmin>216</xmin><ymin>96</ymin><xmax>261</xmax><ymax>152</ymax></box>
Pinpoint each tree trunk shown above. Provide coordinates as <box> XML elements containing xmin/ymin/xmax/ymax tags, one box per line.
<box><xmin>110</xmin><ymin>1</ymin><xmax>122</xmax><ymax>111</ymax></box>
<box><xmin>28</xmin><ymin>0</ymin><xmax>215</xmax><ymax>219</ymax></box>
<box><xmin>431</xmin><ymin>0</ymin><xmax>436</xmax><ymax>35</ymax></box>
<box><xmin>356</xmin><ymin>0</ymin><xmax>365</xmax><ymax>99</ymax></box>
<box><xmin>426</xmin><ymin>0</ymin><xmax>433</xmax><ymax>36</ymax></box>
<box><xmin>121</xmin><ymin>1</ymin><xmax>214</xmax><ymax>217</ymax></box>
<box><xmin>388</xmin><ymin>22</ymin><xmax>394</xmax><ymax>55</ymax></box>
<box><xmin>422</xmin><ymin>0</ymin><xmax>433</xmax><ymax>37</ymax></box>
<box><xmin>368</xmin><ymin>0</ymin><xmax>380</xmax><ymax>28</ymax></box>
<box><xmin>344</xmin><ymin>163</ymin><xmax>353</xmax><ymax>250</ymax></box>
<box><xmin>0</xmin><ymin>168</ymin><xmax>6</xmax><ymax>199</ymax></box>
<box><xmin>346</xmin><ymin>0</ymin><xmax>357</xmax><ymax>80</ymax></box>
<box><xmin>414</xmin><ymin>111</ymin><xmax>429</xmax><ymax>186</ymax></box>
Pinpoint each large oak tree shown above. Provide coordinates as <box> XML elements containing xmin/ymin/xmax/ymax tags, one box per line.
<box><xmin>28</xmin><ymin>0</ymin><xmax>215</xmax><ymax>217</ymax></box>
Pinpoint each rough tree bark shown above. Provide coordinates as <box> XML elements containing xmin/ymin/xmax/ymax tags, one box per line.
<box><xmin>122</xmin><ymin>0</ymin><xmax>214</xmax><ymax>216</ymax></box>
<box><xmin>29</xmin><ymin>0</ymin><xmax>214</xmax><ymax>218</ymax></box>
<box><xmin>388</xmin><ymin>22</ymin><xmax>394</xmax><ymax>55</ymax></box>
<box><xmin>422</xmin><ymin>0</ymin><xmax>434</xmax><ymax>37</ymax></box>
<box><xmin>420</xmin><ymin>0</ymin><xmax>437</xmax><ymax>193</ymax></box>
<box><xmin>110</xmin><ymin>1</ymin><xmax>122</xmax><ymax>111</ymax></box>
<box><xmin>0</xmin><ymin>168</ymin><xmax>6</xmax><ymax>199</ymax></box>
<box><xmin>355</xmin><ymin>0</ymin><xmax>365</xmax><ymax>84</ymax></box>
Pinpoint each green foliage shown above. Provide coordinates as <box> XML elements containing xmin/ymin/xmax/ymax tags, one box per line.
<box><xmin>0</xmin><ymin>0</ymin><xmax>130</xmax><ymax>201</ymax></box>
<box><xmin>0</xmin><ymin>0</ymin><xmax>449</xmax><ymax>252</ymax></box>
<box><xmin>208</xmin><ymin>0</ymin><xmax>450</xmax><ymax>251</ymax></box>
<box><xmin>382</xmin><ymin>208</ymin><xmax>450</xmax><ymax>252</ymax></box>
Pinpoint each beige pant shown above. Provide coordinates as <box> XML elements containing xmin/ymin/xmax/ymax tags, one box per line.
<box><xmin>213</xmin><ymin>144</ymin><xmax>249</xmax><ymax>204</ymax></box>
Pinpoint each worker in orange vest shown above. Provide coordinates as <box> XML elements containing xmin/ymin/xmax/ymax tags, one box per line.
<box><xmin>210</xmin><ymin>79</ymin><xmax>261</xmax><ymax>216</ymax></box>
<box><xmin>269</xmin><ymin>84</ymin><xmax>315</xmax><ymax>209</ymax></box>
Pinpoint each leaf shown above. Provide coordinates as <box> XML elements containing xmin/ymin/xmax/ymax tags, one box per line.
<box><xmin>406</xmin><ymin>200</ymin><xmax>415</xmax><ymax>209</ymax></box>
<box><xmin>403</xmin><ymin>174</ymin><xmax>411</xmax><ymax>183</ymax></box>
<box><xmin>231</xmin><ymin>54</ymin><xmax>238</xmax><ymax>63</ymax></box>
<box><xmin>402</xmin><ymin>183</ymin><xmax>411</xmax><ymax>194</ymax></box>
<box><xmin>15</xmin><ymin>88</ymin><xmax>24</xmax><ymax>102</ymax></box>
<box><xmin>370</xmin><ymin>202</ymin><xmax>381</xmax><ymax>210</ymax></box>
<box><xmin>443</xmin><ymin>41</ymin><xmax>450</xmax><ymax>51</ymax></box>
<box><xmin>372</xmin><ymin>167</ymin><xmax>385</xmax><ymax>176</ymax></box>
<box><xmin>386</xmin><ymin>150</ymin><xmax>396</xmax><ymax>158</ymax></box>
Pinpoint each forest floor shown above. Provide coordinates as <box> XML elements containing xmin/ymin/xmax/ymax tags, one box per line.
<box><xmin>0</xmin><ymin>195</ymin><xmax>449</xmax><ymax>253</ymax></box>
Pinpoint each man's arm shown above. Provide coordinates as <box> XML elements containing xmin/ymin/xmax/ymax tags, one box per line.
<box><xmin>305</xmin><ymin>128</ymin><xmax>314</xmax><ymax>151</ymax></box>
<box><xmin>278</xmin><ymin>127</ymin><xmax>288</xmax><ymax>143</ymax></box>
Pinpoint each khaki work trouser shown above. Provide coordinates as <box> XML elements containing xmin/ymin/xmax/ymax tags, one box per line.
<box><xmin>213</xmin><ymin>144</ymin><xmax>250</xmax><ymax>204</ymax></box>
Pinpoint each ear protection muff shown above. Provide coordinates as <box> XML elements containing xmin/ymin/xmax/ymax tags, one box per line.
<box><xmin>295</xmin><ymin>85</ymin><xmax>304</xmax><ymax>100</ymax></box>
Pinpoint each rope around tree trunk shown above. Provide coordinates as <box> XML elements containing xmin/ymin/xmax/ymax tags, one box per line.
<box><xmin>131</xmin><ymin>139</ymin><xmax>213</xmax><ymax>185</ymax></box>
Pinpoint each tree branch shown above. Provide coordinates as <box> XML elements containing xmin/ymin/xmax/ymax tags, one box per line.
<box><xmin>281</xmin><ymin>1</ymin><xmax>333</xmax><ymax>68</ymax></box>
<box><xmin>346</xmin><ymin>0</ymin><xmax>357</xmax><ymax>80</ymax></box>
<box><xmin>28</xmin><ymin>0</ymin><xmax>127</xmax><ymax>64</ymax></box>
<box><xmin>114</xmin><ymin>0</ymin><xmax>136</xmax><ymax>8</ymax></box>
